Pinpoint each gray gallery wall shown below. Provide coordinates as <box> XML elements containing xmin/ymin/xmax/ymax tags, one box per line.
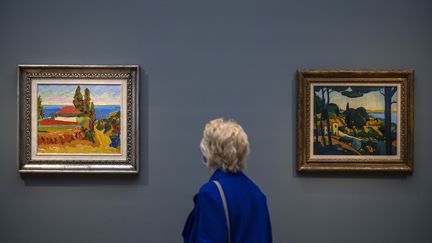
<box><xmin>1</xmin><ymin>0</ymin><xmax>431</xmax><ymax>242</ymax></box>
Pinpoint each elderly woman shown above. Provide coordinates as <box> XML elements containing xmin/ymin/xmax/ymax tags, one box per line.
<box><xmin>182</xmin><ymin>118</ymin><xmax>272</xmax><ymax>243</ymax></box>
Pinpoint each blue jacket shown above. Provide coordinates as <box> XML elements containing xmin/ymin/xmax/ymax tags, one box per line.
<box><xmin>183</xmin><ymin>169</ymin><xmax>272</xmax><ymax>243</ymax></box>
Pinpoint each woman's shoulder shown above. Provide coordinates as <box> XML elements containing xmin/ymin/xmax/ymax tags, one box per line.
<box><xmin>193</xmin><ymin>181</ymin><xmax>222</xmax><ymax>205</ymax></box>
<box><xmin>198</xmin><ymin>181</ymin><xmax>217</xmax><ymax>195</ymax></box>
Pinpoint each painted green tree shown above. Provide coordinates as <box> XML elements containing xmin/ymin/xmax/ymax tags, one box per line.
<box><xmin>89</xmin><ymin>102</ymin><xmax>96</xmax><ymax>121</ymax></box>
<box><xmin>73</xmin><ymin>85</ymin><xmax>84</xmax><ymax>111</ymax></box>
<box><xmin>83</xmin><ymin>88</ymin><xmax>91</xmax><ymax>113</ymax></box>
<box><xmin>314</xmin><ymin>94</ymin><xmax>326</xmax><ymax>145</ymax></box>
<box><xmin>340</xmin><ymin>87</ymin><xmax>397</xmax><ymax>155</ymax></box>
<box><xmin>344</xmin><ymin>106</ymin><xmax>368</xmax><ymax>136</ymax></box>
<box><xmin>73</xmin><ymin>85</ymin><xmax>96</xmax><ymax>133</ymax></box>
<box><xmin>383</xmin><ymin>87</ymin><xmax>397</xmax><ymax>154</ymax></box>
<box><xmin>88</xmin><ymin>101</ymin><xmax>96</xmax><ymax>132</ymax></box>
<box><xmin>37</xmin><ymin>95</ymin><xmax>44</xmax><ymax>120</ymax></box>
<box><xmin>323</xmin><ymin>87</ymin><xmax>347</xmax><ymax>145</ymax></box>
<box><xmin>315</xmin><ymin>86</ymin><xmax>347</xmax><ymax>147</ymax></box>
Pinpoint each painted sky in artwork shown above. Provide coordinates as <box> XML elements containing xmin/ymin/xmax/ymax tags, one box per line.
<box><xmin>315</xmin><ymin>87</ymin><xmax>398</xmax><ymax>112</ymax></box>
<box><xmin>38</xmin><ymin>84</ymin><xmax>121</xmax><ymax>106</ymax></box>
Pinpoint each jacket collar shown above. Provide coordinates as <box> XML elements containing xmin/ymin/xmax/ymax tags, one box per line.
<box><xmin>209</xmin><ymin>169</ymin><xmax>243</xmax><ymax>181</ymax></box>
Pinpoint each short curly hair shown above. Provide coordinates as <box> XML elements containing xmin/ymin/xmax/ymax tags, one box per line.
<box><xmin>200</xmin><ymin>118</ymin><xmax>249</xmax><ymax>173</ymax></box>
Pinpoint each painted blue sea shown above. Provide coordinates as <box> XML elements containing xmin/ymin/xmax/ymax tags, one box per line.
<box><xmin>369</xmin><ymin>112</ymin><xmax>397</xmax><ymax>124</ymax></box>
<box><xmin>43</xmin><ymin>105</ymin><xmax>120</xmax><ymax>120</ymax></box>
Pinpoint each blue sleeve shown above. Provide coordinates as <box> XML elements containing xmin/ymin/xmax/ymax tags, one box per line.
<box><xmin>186</xmin><ymin>186</ymin><xmax>228</xmax><ymax>243</ymax></box>
<box><xmin>265</xmin><ymin>197</ymin><xmax>273</xmax><ymax>243</ymax></box>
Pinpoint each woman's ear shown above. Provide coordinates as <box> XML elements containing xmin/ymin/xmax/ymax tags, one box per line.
<box><xmin>202</xmin><ymin>155</ymin><xmax>209</xmax><ymax>168</ymax></box>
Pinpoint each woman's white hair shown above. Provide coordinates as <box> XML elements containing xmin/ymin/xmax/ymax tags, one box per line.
<box><xmin>200</xmin><ymin>118</ymin><xmax>249</xmax><ymax>173</ymax></box>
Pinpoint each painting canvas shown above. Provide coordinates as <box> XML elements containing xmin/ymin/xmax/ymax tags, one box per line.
<box><xmin>37</xmin><ymin>84</ymin><xmax>122</xmax><ymax>154</ymax></box>
<box><xmin>18</xmin><ymin>65</ymin><xmax>140</xmax><ymax>173</ymax></box>
<box><xmin>313</xmin><ymin>85</ymin><xmax>399</xmax><ymax>156</ymax></box>
<box><xmin>297</xmin><ymin>70</ymin><xmax>414</xmax><ymax>174</ymax></box>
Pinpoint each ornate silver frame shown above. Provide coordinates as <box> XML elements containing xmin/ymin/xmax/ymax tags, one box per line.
<box><xmin>18</xmin><ymin>65</ymin><xmax>140</xmax><ymax>173</ymax></box>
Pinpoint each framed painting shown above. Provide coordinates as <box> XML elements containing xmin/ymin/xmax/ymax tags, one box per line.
<box><xmin>297</xmin><ymin>70</ymin><xmax>414</xmax><ymax>174</ymax></box>
<box><xmin>18</xmin><ymin>65</ymin><xmax>140</xmax><ymax>173</ymax></box>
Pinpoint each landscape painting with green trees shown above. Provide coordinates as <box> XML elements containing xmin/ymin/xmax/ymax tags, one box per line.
<box><xmin>36</xmin><ymin>84</ymin><xmax>122</xmax><ymax>154</ymax></box>
<box><xmin>313</xmin><ymin>85</ymin><xmax>398</xmax><ymax>156</ymax></box>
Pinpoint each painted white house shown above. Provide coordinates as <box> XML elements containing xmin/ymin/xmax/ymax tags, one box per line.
<box><xmin>54</xmin><ymin>106</ymin><xmax>84</xmax><ymax>122</ymax></box>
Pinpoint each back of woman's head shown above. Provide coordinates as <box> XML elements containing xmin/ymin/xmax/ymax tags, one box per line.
<box><xmin>200</xmin><ymin>118</ymin><xmax>250</xmax><ymax>173</ymax></box>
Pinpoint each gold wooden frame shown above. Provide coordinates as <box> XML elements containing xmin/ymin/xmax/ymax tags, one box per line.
<box><xmin>296</xmin><ymin>70</ymin><xmax>414</xmax><ymax>174</ymax></box>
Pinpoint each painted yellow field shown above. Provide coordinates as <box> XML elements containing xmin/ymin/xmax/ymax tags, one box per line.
<box><xmin>38</xmin><ymin>126</ymin><xmax>75</xmax><ymax>133</ymax></box>
<box><xmin>38</xmin><ymin>140</ymin><xmax>120</xmax><ymax>154</ymax></box>
<box><xmin>94</xmin><ymin>128</ymin><xmax>111</xmax><ymax>148</ymax></box>
<box><xmin>37</xmin><ymin>125</ymin><xmax>120</xmax><ymax>154</ymax></box>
